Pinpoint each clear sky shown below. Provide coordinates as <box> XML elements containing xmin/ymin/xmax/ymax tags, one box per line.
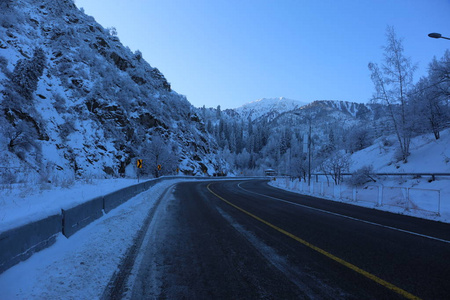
<box><xmin>75</xmin><ymin>0</ymin><xmax>449</xmax><ymax>109</ymax></box>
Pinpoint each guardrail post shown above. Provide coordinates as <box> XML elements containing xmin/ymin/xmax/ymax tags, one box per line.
<box><xmin>378</xmin><ymin>186</ymin><xmax>383</xmax><ymax>206</ymax></box>
<box><xmin>405</xmin><ymin>188</ymin><xmax>410</xmax><ymax>211</ymax></box>
<box><xmin>438</xmin><ymin>190</ymin><xmax>441</xmax><ymax>216</ymax></box>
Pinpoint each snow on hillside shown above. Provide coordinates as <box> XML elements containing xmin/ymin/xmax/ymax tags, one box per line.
<box><xmin>235</xmin><ymin>97</ymin><xmax>308</xmax><ymax>121</ymax></box>
<box><xmin>350</xmin><ymin>129</ymin><xmax>450</xmax><ymax>173</ymax></box>
<box><xmin>0</xmin><ymin>0</ymin><xmax>225</xmax><ymax>182</ymax></box>
<box><xmin>272</xmin><ymin>129</ymin><xmax>450</xmax><ymax>222</ymax></box>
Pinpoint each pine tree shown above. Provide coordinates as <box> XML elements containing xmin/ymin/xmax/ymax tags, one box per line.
<box><xmin>216</xmin><ymin>105</ymin><xmax>221</xmax><ymax>119</ymax></box>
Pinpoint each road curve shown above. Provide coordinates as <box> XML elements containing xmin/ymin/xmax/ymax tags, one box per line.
<box><xmin>127</xmin><ymin>180</ymin><xmax>450</xmax><ymax>299</ymax></box>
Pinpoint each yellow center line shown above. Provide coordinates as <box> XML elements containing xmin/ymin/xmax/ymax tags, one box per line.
<box><xmin>207</xmin><ymin>183</ymin><xmax>421</xmax><ymax>300</ymax></box>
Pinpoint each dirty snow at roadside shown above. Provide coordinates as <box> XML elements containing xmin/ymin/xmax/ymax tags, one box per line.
<box><xmin>0</xmin><ymin>179</ymin><xmax>183</xmax><ymax>300</ymax></box>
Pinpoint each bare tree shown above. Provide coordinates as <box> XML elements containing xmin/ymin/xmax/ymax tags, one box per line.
<box><xmin>368</xmin><ymin>26</ymin><xmax>416</xmax><ymax>162</ymax></box>
<box><xmin>320</xmin><ymin>151</ymin><xmax>350</xmax><ymax>185</ymax></box>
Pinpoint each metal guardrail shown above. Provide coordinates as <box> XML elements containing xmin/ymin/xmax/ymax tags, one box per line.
<box><xmin>311</xmin><ymin>173</ymin><xmax>450</xmax><ymax>181</ymax></box>
<box><xmin>312</xmin><ymin>173</ymin><xmax>450</xmax><ymax>176</ymax></box>
<box><xmin>274</xmin><ymin>178</ymin><xmax>444</xmax><ymax>216</ymax></box>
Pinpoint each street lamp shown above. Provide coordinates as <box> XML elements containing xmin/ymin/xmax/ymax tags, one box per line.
<box><xmin>428</xmin><ymin>32</ymin><xmax>450</xmax><ymax>40</ymax></box>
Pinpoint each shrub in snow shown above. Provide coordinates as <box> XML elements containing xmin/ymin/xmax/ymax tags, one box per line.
<box><xmin>381</xmin><ymin>137</ymin><xmax>394</xmax><ymax>147</ymax></box>
<box><xmin>348</xmin><ymin>165</ymin><xmax>376</xmax><ymax>186</ymax></box>
<box><xmin>52</xmin><ymin>93</ymin><xmax>67</xmax><ymax>113</ymax></box>
<box><xmin>10</xmin><ymin>47</ymin><xmax>46</xmax><ymax>100</ymax></box>
<box><xmin>53</xmin><ymin>174</ymin><xmax>75</xmax><ymax>188</ymax></box>
<box><xmin>0</xmin><ymin>168</ymin><xmax>17</xmax><ymax>187</ymax></box>
<box><xmin>0</xmin><ymin>56</ymin><xmax>9</xmax><ymax>76</ymax></box>
<box><xmin>393</xmin><ymin>147</ymin><xmax>409</xmax><ymax>163</ymax></box>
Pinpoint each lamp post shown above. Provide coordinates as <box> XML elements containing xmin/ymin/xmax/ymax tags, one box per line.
<box><xmin>428</xmin><ymin>33</ymin><xmax>450</xmax><ymax>40</ymax></box>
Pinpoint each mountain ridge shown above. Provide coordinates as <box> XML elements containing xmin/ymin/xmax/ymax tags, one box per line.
<box><xmin>234</xmin><ymin>97</ymin><xmax>308</xmax><ymax>121</ymax></box>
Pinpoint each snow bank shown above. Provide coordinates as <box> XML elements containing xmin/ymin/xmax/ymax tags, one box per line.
<box><xmin>0</xmin><ymin>179</ymin><xmax>184</xmax><ymax>299</ymax></box>
<box><xmin>0</xmin><ymin>178</ymin><xmax>140</xmax><ymax>233</ymax></box>
<box><xmin>350</xmin><ymin>129</ymin><xmax>450</xmax><ymax>173</ymax></box>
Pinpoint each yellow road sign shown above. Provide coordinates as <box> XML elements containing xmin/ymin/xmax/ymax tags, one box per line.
<box><xmin>137</xmin><ymin>159</ymin><xmax>143</xmax><ymax>169</ymax></box>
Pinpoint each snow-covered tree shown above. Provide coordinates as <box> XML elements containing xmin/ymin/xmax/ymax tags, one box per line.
<box><xmin>140</xmin><ymin>135</ymin><xmax>178</xmax><ymax>178</ymax></box>
<box><xmin>345</xmin><ymin>125</ymin><xmax>373</xmax><ymax>153</ymax></box>
<box><xmin>368</xmin><ymin>26</ymin><xmax>416</xmax><ymax>162</ymax></box>
<box><xmin>409</xmin><ymin>50</ymin><xmax>450</xmax><ymax>139</ymax></box>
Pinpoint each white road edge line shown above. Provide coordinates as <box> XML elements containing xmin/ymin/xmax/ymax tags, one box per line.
<box><xmin>237</xmin><ymin>182</ymin><xmax>450</xmax><ymax>245</ymax></box>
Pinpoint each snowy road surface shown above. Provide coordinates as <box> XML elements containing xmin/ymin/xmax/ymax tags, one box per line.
<box><xmin>2</xmin><ymin>179</ymin><xmax>450</xmax><ymax>299</ymax></box>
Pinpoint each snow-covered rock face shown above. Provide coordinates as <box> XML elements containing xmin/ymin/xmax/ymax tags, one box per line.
<box><xmin>0</xmin><ymin>0</ymin><xmax>224</xmax><ymax>180</ymax></box>
<box><xmin>235</xmin><ymin>97</ymin><xmax>308</xmax><ymax>121</ymax></box>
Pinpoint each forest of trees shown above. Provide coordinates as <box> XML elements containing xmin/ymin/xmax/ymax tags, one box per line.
<box><xmin>199</xmin><ymin>28</ymin><xmax>449</xmax><ymax>183</ymax></box>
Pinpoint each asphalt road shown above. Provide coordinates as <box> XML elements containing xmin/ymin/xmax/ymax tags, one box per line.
<box><xmin>126</xmin><ymin>180</ymin><xmax>450</xmax><ymax>299</ymax></box>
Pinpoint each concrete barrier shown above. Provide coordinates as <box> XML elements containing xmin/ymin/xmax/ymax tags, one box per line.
<box><xmin>104</xmin><ymin>185</ymin><xmax>134</xmax><ymax>213</ymax></box>
<box><xmin>62</xmin><ymin>196</ymin><xmax>104</xmax><ymax>238</ymax></box>
<box><xmin>102</xmin><ymin>179</ymin><xmax>162</xmax><ymax>213</ymax></box>
<box><xmin>0</xmin><ymin>214</ymin><xmax>61</xmax><ymax>274</ymax></box>
<box><xmin>0</xmin><ymin>176</ymin><xmax>258</xmax><ymax>274</ymax></box>
<box><xmin>0</xmin><ymin>178</ymin><xmax>170</xmax><ymax>274</ymax></box>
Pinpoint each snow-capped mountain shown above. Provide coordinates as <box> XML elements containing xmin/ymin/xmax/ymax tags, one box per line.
<box><xmin>0</xmin><ymin>0</ymin><xmax>226</xmax><ymax>181</ymax></box>
<box><xmin>234</xmin><ymin>97</ymin><xmax>308</xmax><ymax>121</ymax></box>
<box><xmin>199</xmin><ymin>97</ymin><xmax>394</xmax><ymax>175</ymax></box>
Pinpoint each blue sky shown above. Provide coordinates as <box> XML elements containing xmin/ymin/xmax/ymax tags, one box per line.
<box><xmin>75</xmin><ymin>0</ymin><xmax>450</xmax><ymax>109</ymax></box>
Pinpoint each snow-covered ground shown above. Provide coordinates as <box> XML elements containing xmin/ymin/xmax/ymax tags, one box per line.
<box><xmin>270</xmin><ymin>129</ymin><xmax>450</xmax><ymax>223</ymax></box>
<box><xmin>350</xmin><ymin>129</ymin><xmax>450</xmax><ymax>173</ymax></box>
<box><xmin>0</xmin><ymin>179</ymin><xmax>184</xmax><ymax>299</ymax></box>
<box><xmin>0</xmin><ymin>178</ymin><xmax>140</xmax><ymax>233</ymax></box>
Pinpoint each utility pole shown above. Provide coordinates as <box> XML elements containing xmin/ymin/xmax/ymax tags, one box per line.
<box><xmin>289</xmin><ymin>147</ymin><xmax>292</xmax><ymax>177</ymax></box>
<box><xmin>308</xmin><ymin>119</ymin><xmax>312</xmax><ymax>186</ymax></box>
<box><xmin>303</xmin><ymin>117</ymin><xmax>312</xmax><ymax>186</ymax></box>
